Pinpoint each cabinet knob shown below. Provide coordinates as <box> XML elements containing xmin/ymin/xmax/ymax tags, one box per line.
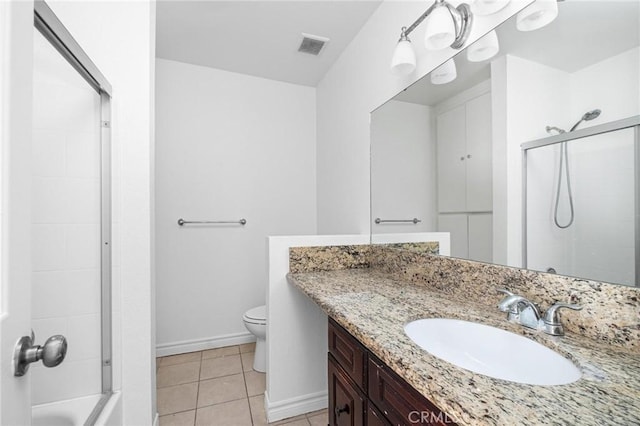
<box><xmin>467</xmin><ymin>154</ymin><xmax>472</xmax><ymax>158</ymax></box>
<box><xmin>335</xmin><ymin>404</ymin><xmax>350</xmax><ymax>418</ymax></box>
<box><xmin>460</xmin><ymin>156</ymin><xmax>465</xmax><ymax>161</ymax></box>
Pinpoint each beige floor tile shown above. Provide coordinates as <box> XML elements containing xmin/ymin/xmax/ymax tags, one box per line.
<box><xmin>157</xmin><ymin>361</ymin><xmax>201</xmax><ymax>388</ymax></box>
<box><xmin>240</xmin><ymin>351</ymin><xmax>255</xmax><ymax>372</ymax></box>
<box><xmin>157</xmin><ymin>382</ymin><xmax>198</xmax><ymax>416</ymax></box>
<box><xmin>158</xmin><ymin>410</ymin><xmax>195</xmax><ymax>426</ymax></box>
<box><xmin>239</xmin><ymin>342</ymin><xmax>256</xmax><ymax>353</ymax></box>
<box><xmin>197</xmin><ymin>373</ymin><xmax>247</xmax><ymax>407</ymax></box>
<box><xmin>157</xmin><ymin>352</ymin><xmax>201</xmax><ymax>367</ymax></box>
<box><xmin>245</xmin><ymin>370</ymin><xmax>266</xmax><ymax>397</ymax></box>
<box><xmin>270</xmin><ymin>414</ymin><xmax>310</xmax><ymax>426</ymax></box>
<box><xmin>200</xmin><ymin>354</ymin><xmax>242</xmax><ymax>380</ymax></box>
<box><xmin>195</xmin><ymin>399</ymin><xmax>252</xmax><ymax>426</ymax></box>
<box><xmin>307</xmin><ymin>409</ymin><xmax>328</xmax><ymax>426</ymax></box>
<box><xmin>249</xmin><ymin>395</ymin><xmax>267</xmax><ymax>426</ymax></box>
<box><xmin>201</xmin><ymin>345</ymin><xmax>240</xmax><ymax>360</ymax></box>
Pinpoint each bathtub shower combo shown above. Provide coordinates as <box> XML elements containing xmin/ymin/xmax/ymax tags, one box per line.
<box><xmin>28</xmin><ymin>1</ymin><xmax>119</xmax><ymax>424</ymax></box>
<box><xmin>523</xmin><ymin>113</ymin><xmax>640</xmax><ymax>287</ymax></box>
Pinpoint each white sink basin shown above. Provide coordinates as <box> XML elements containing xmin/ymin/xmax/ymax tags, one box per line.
<box><xmin>404</xmin><ymin>318</ymin><xmax>581</xmax><ymax>386</ymax></box>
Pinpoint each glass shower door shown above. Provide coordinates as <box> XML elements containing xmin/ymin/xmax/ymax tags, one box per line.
<box><xmin>30</xmin><ymin>23</ymin><xmax>103</xmax><ymax>416</ymax></box>
<box><xmin>525</xmin><ymin>126</ymin><xmax>636</xmax><ymax>286</ymax></box>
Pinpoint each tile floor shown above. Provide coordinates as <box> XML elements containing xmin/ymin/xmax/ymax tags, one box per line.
<box><xmin>157</xmin><ymin>343</ymin><xmax>328</xmax><ymax>426</ymax></box>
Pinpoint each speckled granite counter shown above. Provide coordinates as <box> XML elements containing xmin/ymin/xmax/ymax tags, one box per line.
<box><xmin>288</xmin><ymin>268</ymin><xmax>640</xmax><ymax>425</ymax></box>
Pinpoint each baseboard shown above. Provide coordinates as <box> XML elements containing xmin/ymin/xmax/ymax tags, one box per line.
<box><xmin>152</xmin><ymin>413</ymin><xmax>159</xmax><ymax>426</ymax></box>
<box><xmin>156</xmin><ymin>332</ymin><xmax>256</xmax><ymax>357</ymax></box>
<box><xmin>264</xmin><ymin>390</ymin><xmax>328</xmax><ymax>423</ymax></box>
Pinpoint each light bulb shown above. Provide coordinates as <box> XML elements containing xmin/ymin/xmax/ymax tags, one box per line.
<box><xmin>467</xmin><ymin>30</ymin><xmax>499</xmax><ymax>62</ymax></box>
<box><xmin>424</xmin><ymin>4</ymin><xmax>456</xmax><ymax>50</ymax></box>
<box><xmin>516</xmin><ymin>0</ymin><xmax>558</xmax><ymax>32</ymax></box>
<box><xmin>391</xmin><ymin>38</ymin><xmax>417</xmax><ymax>75</ymax></box>
<box><xmin>431</xmin><ymin>58</ymin><xmax>457</xmax><ymax>85</ymax></box>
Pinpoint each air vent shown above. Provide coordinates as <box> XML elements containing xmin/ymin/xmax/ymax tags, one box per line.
<box><xmin>298</xmin><ymin>33</ymin><xmax>329</xmax><ymax>56</ymax></box>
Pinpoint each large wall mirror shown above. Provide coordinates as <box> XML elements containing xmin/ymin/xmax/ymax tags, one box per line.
<box><xmin>371</xmin><ymin>1</ymin><xmax>640</xmax><ymax>287</ymax></box>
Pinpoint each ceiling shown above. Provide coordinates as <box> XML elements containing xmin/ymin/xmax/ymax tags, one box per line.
<box><xmin>156</xmin><ymin>0</ymin><xmax>382</xmax><ymax>87</ymax></box>
<box><xmin>394</xmin><ymin>1</ymin><xmax>640</xmax><ymax>106</ymax></box>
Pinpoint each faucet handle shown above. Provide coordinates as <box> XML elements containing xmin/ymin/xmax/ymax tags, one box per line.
<box><xmin>542</xmin><ymin>302</ymin><xmax>583</xmax><ymax>336</ymax></box>
<box><xmin>497</xmin><ymin>288</ymin><xmax>514</xmax><ymax>296</ymax></box>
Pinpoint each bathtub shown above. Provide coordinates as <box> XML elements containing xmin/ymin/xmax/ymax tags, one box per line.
<box><xmin>32</xmin><ymin>391</ymin><xmax>121</xmax><ymax>426</ymax></box>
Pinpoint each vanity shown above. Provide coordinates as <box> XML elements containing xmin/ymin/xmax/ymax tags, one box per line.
<box><xmin>287</xmin><ymin>244</ymin><xmax>640</xmax><ymax>425</ymax></box>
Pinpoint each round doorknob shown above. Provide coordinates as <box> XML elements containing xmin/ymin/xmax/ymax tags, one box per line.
<box><xmin>40</xmin><ymin>335</ymin><xmax>68</xmax><ymax>367</ymax></box>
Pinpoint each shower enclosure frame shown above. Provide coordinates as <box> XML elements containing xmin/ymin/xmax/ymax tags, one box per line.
<box><xmin>521</xmin><ymin>115</ymin><xmax>640</xmax><ymax>287</ymax></box>
<box><xmin>34</xmin><ymin>1</ymin><xmax>114</xmax><ymax>423</ymax></box>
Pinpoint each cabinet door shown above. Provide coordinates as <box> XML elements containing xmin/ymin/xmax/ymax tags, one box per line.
<box><xmin>437</xmin><ymin>105</ymin><xmax>467</xmax><ymax>212</ymax></box>
<box><xmin>328</xmin><ymin>354</ymin><xmax>365</xmax><ymax>426</ymax></box>
<box><xmin>328</xmin><ymin>318</ymin><xmax>366</xmax><ymax>390</ymax></box>
<box><xmin>367</xmin><ymin>403</ymin><xmax>390</xmax><ymax>426</ymax></box>
<box><xmin>468</xmin><ymin>213</ymin><xmax>493</xmax><ymax>263</ymax></box>
<box><xmin>465</xmin><ymin>92</ymin><xmax>493</xmax><ymax>212</ymax></box>
<box><xmin>438</xmin><ymin>214</ymin><xmax>468</xmax><ymax>259</ymax></box>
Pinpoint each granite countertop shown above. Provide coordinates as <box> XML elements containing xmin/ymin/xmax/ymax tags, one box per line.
<box><xmin>287</xmin><ymin>269</ymin><xmax>640</xmax><ymax>426</ymax></box>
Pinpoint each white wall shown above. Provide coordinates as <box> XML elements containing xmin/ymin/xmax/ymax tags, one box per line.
<box><xmin>492</xmin><ymin>55</ymin><xmax>571</xmax><ymax>267</ymax></box>
<box><xmin>370</xmin><ymin>100</ymin><xmax>436</xmax><ymax>233</ymax></box>
<box><xmin>155</xmin><ymin>59</ymin><xmax>317</xmax><ymax>354</ymax></box>
<box><xmin>316</xmin><ymin>0</ymin><xmax>534</xmax><ymax>234</ymax></box>
<box><xmin>30</xmin><ymin>28</ymin><xmax>102</xmax><ymax>405</ymax></box>
<box><xmin>46</xmin><ymin>1</ymin><xmax>156</xmax><ymax>424</ymax></box>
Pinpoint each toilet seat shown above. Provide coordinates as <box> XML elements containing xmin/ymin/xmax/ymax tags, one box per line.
<box><xmin>243</xmin><ymin>305</ymin><xmax>266</xmax><ymax>325</ymax></box>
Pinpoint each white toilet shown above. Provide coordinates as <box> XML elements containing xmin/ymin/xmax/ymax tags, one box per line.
<box><xmin>242</xmin><ymin>305</ymin><xmax>266</xmax><ymax>372</ymax></box>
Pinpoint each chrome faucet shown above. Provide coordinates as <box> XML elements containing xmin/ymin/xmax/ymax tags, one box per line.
<box><xmin>497</xmin><ymin>289</ymin><xmax>541</xmax><ymax>329</ymax></box>
<box><xmin>496</xmin><ymin>289</ymin><xmax>582</xmax><ymax>336</ymax></box>
<box><xmin>541</xmin><ymin>302</ymin><xmax>583</xmax><ymax>336</ymax></box>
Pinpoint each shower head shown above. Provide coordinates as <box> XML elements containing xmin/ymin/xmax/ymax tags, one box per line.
<box><xmin>570</xmin><ymin>109</ymin><xmax>601</xmax><ymax>132</ymax></box>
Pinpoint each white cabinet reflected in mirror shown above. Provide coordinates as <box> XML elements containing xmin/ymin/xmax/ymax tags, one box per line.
<box><xmin>370</xmin><ymin>1</ymin><xmax>640</xmax><ymax>286</ymax></box>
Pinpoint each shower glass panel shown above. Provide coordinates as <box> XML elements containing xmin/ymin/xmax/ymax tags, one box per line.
<box><xmin>31</xmin><ymin>26</ymin><xmax>103</xmax><ymax>412</ymax></box>
<box><xmin>525</xmin><ymin>126</ymin><xmax>636</xmax><ymax>286</ymax></box>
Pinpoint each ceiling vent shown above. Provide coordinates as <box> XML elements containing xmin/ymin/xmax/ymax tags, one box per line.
<box><xmin>298</xmin><ymin>33</ymin><xmax>329</xmax><ymax>56</ymax></box>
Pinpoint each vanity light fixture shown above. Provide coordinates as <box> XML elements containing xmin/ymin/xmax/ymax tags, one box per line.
<box><xmin>466</xmin><ymin>29</ymin><xmax>499</xmax><ymax>62</ymax></box>
<box><xmin>430</xmin><ymin>58</ymin><xmax>457</xmax><ymax>85</ymax></box>
<box><xmin>390</xmin><ymin>0</ymin><xmax>472</xmax><ymax>75</ymax></box>
<box><xmin>391</xmin><ymin>27</ymin><xmax>417</xmax><ymax>75</ymax></box>
<box><xmin>470</xmin><ymin>0</ymin><xmax>511</xmax><ymax>16</ymax></box>
<box><xmin>516</xmin><ymin>0</ymin><xmax>559</xmax><ymax>32</ymax></box>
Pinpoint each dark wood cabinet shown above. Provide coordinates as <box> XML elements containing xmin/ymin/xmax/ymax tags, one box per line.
<box><xmin>329</xmin><ymin>354</ymin><xmax>365</xmax><ymax>426</ymax></box>
<box><xmin>328</xmin><ymin>318</ymin><xmax>456</xmax><ymax>426</ymax></box>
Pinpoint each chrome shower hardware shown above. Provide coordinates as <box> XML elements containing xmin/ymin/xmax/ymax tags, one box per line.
<box><xmin>14</xmin><ymin>331</ymin><xmax>68</xmax><ymax>376</ymax></box>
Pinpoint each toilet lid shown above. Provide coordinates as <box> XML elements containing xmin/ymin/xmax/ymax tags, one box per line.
<box><xmin>244</xmin><ymin>305</ymin><xmax>266</xmax><ymax>321</ymax></box>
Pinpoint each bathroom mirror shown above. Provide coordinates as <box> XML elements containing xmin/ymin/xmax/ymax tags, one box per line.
<box><xmin>370</xmin><ymin>1</ymin><xmax>640</xmax><ymax>286</ymax></box>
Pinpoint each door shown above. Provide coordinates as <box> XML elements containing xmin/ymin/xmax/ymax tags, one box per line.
<box><xmin>0</xmin><ymin>1</ymin><xmax>36</xmax><ymax>424</ymax></box>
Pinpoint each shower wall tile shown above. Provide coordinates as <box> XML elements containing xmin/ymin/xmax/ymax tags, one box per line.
<box><xmin>65</xmin><ymin>224</ymin><xmax>100</xmax><ymax>269</ymax></box>
<box><xmin>32</xmin><ymin>269</ymin><xmax>100</xmax><ymax>320</ymax></box>
<box><xmin>66</xmin><ymin>313</ymin><xmax>101</xmax><ymax>362</ymax></box>
<box><xmin>32</xmin><ymin>224</ymin><xmax>66</xmax><ymax>271</ymax></box>
<box><xmin>32</xmin><ymin>129</ymin><xmax>66</xmax><ymax>177</ymax></box>
<box><xmin>66</xmin><ymin>131</ymin><xmax>100</xmax><ymax>178</ymax></box>
<box><xmin>31</xmin><ymin>358</ymin><xmax>101</xmax><ymax>405</ymax></box>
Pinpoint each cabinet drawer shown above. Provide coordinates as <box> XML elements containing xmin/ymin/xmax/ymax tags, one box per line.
<box><xmin>328</xmin><ymin>353</ymin><xmax>365</xmax><ymax>426</ymax></box>
<box><xmin>328</xmin><ymin>318</ymin><xmax>367</xmax><ymax>390</ymax></box>
<box><xmin>368</xmin><ymin>356</ymin><xmax>455</xmax><ymax>426</ymax></box>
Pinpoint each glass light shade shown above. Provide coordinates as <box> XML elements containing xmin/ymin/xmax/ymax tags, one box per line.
<box><xmin>390</xmin><ymin>39</ymin><xmax>416</xmax><ymax>75</ymax></box>
<box><xmin>430</xmin><ymin>58</ymin><xmax>457</xmax><ymax>85</ymax></box>
<box><xmin>516</xmin><ymin>0</ymin><xmax>558</xmax><ymax>32</ymax></box>
<box><xmin>467</xmin><ymin>30</ymin><xmax>499</xmax><ymax>62</ymax></box>
<box><xmin>424</xmin><ymin>4</ymin><xmax>456</xmax><ymax>50</ymax></box>
<box><xmin>471</xmin><ymin>0</ymin><xmax>510</xmax><ymax>16</ymax></box>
